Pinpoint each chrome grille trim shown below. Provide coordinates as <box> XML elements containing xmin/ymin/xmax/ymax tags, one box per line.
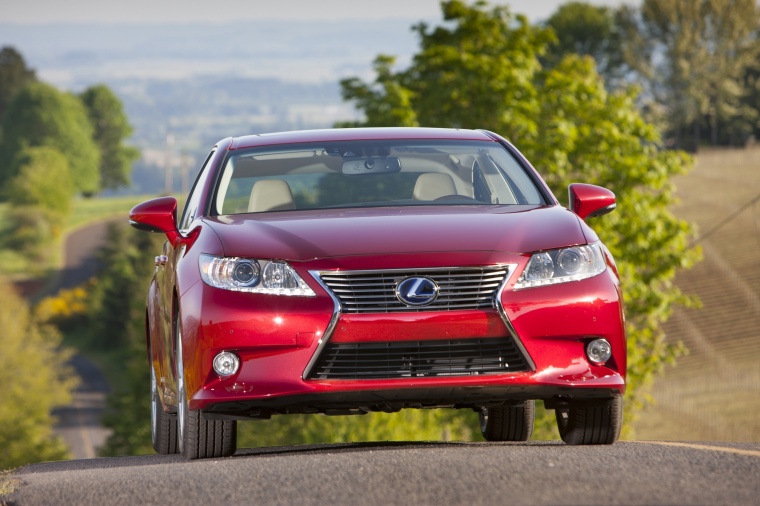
<box><xmin>316</xmin><ymin>266</ymin><xmax>511</xmax><ymax>313</ymax></box>
<box><xmin>495</xmin><ymin>269</ymin><xmax>536</xmax><ymax>372</ymax></box>
<box><xmin>301</xmin><ymin>273</ymin><xmax>341</xmax><ymax>380</ymax></box>
<box><xmin>302</xmin><ymin>264</ymin><xmax>536</xmax><ymax>380</ymax></box>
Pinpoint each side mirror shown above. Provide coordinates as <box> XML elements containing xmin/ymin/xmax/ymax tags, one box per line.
<box><xmin>568</xmin><ymin>183</ymin><xmax>616</xmax><ymax>221</ymax></box>
<box><xmin>129</xmin><ymin>197</ymin><xmax>182</xmax><ymax>245</ymax></box>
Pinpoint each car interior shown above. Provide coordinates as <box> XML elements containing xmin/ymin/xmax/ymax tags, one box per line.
<box><xmin>213</xmin><ymin>141</ymin><xmax>544</xmax><ymax>215</ymax></box>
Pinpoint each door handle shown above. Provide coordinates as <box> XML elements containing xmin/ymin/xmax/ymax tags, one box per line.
<box><xmin>155</xmin><ymin>255</ymin><xmax>168</xmax><ymax>266</ymax></box>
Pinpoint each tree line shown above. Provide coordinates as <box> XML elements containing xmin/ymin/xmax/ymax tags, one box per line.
<box><xmin>0</xmin><ymin>47</ymin><xmax>137</xmax><ymax>468</ymax></box>
<box><xmin>543</xmin><ymin>0</ymin><xmax>760</xmax><ymax>151</ymax></box>
<box><xmin>0</xmin><ymin>46</ymin><xmax>138</xmax><ymax>264</ymax></box>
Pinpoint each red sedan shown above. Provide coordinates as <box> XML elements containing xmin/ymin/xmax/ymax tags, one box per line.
<box><xmin>130</xmin><ymin>127</ymin><xmax>625</xmax><ymax>459</ymax></box>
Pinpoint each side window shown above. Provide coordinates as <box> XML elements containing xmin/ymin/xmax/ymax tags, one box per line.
<box><xmin>179</xmin><ymin>150</ymin><xmax>215</xmax><ymax>232</ymax></box>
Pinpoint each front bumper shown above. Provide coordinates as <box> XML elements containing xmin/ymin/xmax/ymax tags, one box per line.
<box><xmin>179</xmin><ymin>253</ymin><xmax>626</xmax><ymax>415</ymax></box>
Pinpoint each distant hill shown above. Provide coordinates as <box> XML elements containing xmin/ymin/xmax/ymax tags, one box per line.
<box><xmin>0</xmin><ymin>20</ymin><xmax>422</xmax><ymax>87</ymax></box>
<box><xmin>117</xmin><ymin>76</ymin><xmax>357</xmax><ymax>194</ymax></box>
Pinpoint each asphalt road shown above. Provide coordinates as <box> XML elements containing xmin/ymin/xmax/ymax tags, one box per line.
<box><xmin>8</xmin><ymin>441</ymin><xmax>760</xmax><ymax>505</ymax></box>
<box><xmin>49</xmin><ymin>220</ymin><xmax>118</xmax><ymax>459</ymax></box>
<box><xmin>50</xmin><ymin>355</ymin><xmax>110</xmax><ymax>460</ymax></box>
<box><xmin>58</xmin><ymin>220</ymin><xmax>112</xmax><ymax>292</ymax></box>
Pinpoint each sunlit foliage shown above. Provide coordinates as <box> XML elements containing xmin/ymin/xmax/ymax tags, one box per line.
<box><xmin>0</xmin><ymin>279</ymin><xmax>77</xmax><ymax>468</ymax></box>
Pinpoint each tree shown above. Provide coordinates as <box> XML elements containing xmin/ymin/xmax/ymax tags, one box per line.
<box><xmin>406</xmin><ymin>0</ymin><xmax>554</xmax><ymax>143</ymax></box>
<box><xmin>0</xmin><ymin>278</ymin><xmax>77</xmax><ymax>468</ymax></box>
<box><xmin>0</xmin><ymin>82</ymin><xmax>101</xmax><ymax>195</ymax></box>
<box><xmin>88</xmin><ymin>224</ymin><xmax>165</xmax><ymax>456</ymax></box>
<box><xmin>525</xmin><ymin>56</ymin><xmax>698</xmax><ymax>413</ymax></box>
<box><xmin>0</xmin><ymin>46</ymin><xmax>36</xmax><ymax>122</ymax></box>
<box><xmin>618</xmin><ymin>0</ymin><xmax>760</xmax><ymax>149</ymax></box>
<box><xmin>740</xmin><ymin>55</ymin><xmax>760</xmax><ymax>142</ymax></box>
<box><xmin>338</xmin><ymin>0</ymin><xmax>699</xmax><ymax>436</ymax></box>
<box><xmin>88</xmin><ymin>224</ymin><xmax>162</xmax><ymax>353</ymax></box>
<box><xmin>338</xmin><ymin>55</ymin><xmax>419</xmax><ymax>128</ymax></box>
<box><xmin>237</xmin><ymin>409</ymin><xmax>474</xmax><ymax>449</ymax></box>
<box><xmin>80</xmin><ymin>85</ymin><xmax>140</xmax><ymax>190</ymax></box>
<box><xmin>542</xmin><ymin>2</ymin><xmax>627</xmax><ymax>87</ymax></box>
<box><xmin>4</xmin><ymin>146</ymin><xmax>74</xmax><ymax>224</ymax></box>
<box><xmin>1</xmin><ymin>147</ymin><xmax>75</xmax><ymax>263</ymax></box>
<box><xmin>1</xmin><ymin>207</ymin><xmax>56</xmax><ymax>266</ymax></box>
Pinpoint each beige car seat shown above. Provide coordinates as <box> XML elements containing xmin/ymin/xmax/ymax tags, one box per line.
<box><xmin>413</xmin><ymin>172</ymin><xmax>457</xmax><ymax>201</ymax></box>
<box><xmin>248</xmin><ymin>179</ymin><xmax>296</xmax><ymax>212</ymax></box>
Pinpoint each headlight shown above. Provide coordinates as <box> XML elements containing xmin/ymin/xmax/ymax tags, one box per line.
<box><xmin>199</xmin><ymin>254</ymin><xmax>316</xmax><ymax>296</ymax></box>
<box><xmin>514</xmin><ymin>243</ymin><xmax>606</xmax><ymax>289</ymax></box>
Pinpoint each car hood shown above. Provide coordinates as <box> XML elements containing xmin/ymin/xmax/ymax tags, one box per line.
<box><xmin>204</xmin><ymin>205</ymin><xmax>586</xmax><ymax>262</ymax></box>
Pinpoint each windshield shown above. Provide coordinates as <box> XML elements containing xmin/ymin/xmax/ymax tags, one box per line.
<box><xmin>213</xmin><ymin>140</ymin><xmax>546</xmax><ymax>215</ymax></box>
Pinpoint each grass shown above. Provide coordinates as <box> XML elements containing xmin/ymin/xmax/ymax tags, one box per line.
<box><xmin>0</xmin><ymin>194</ymin><xmax>159</xmax><ymax>280</ymax></box>
<box><xmin>0</xmin><ymin>203</ymin><xmax>26</xmax><ymax>276</ymax></box>
<box><xmin>634</xmin><ymin>359</ymin><xmax>760</xmax><ymax>441</ymax></box>
<box><xmin>66</xmin><ymin>194</ymin><xmax>159</xmax><ymax>232</ymax></box>
<box><xmin>630</xmin><ymin>145</ymin><xmax>760</xmax><ymax>442</ymax></box>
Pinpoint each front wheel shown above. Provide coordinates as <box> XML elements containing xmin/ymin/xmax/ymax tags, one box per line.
<box><xmin>176</xmin><ymin>312</ymin><xmax>236</xmax><ymax>460</ymax></box>
<box><xmin>555</xmin><ymin>395</ymin><xmax>622</xmax><ymax>445</ymax></box>
<box><xmin>150</xmin><ymin>359</ymin><xmax>178</xmax><ymax>454</ymax></box>
<box><xmin>479</xmin><ymin>400</ymin><xmax>534</xmax><ymax>441</ymax></box>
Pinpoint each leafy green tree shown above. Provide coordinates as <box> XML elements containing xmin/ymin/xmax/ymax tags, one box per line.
<box><xmin>91</xmin><ymin>224</ymin><xmax>164</xmax><ymax>456</ymax></box>
<box><xmin>0</xmin><ymin>82</ymin><xmax>101</xmax><ymax>195</ymax></box>
<box><xmin>407</xmin><ymin>0</ymin><xmax>553</xmax><ymax>143</ymax></box>
<box><xmin>4</xmin><ymin>146</ymin><xmax>74</xmax><ymax>227</ymax></box>
<box><xmin>618</xmin><ymin>0</ymin><xmax>760</xmax><ymax>148</ymax></box>
<box><xmin>238</xmin><ymin>410</ymin><xmax>474</xmax><ymax>448</ymax></box>
<box><xmin>80</xmin><ymin>85</ymin><xmax>140</xmax><ymax>190</ymax></box>
<box><xmin>338</xmin><ymin>0</ymin><xmax>699</xmax><ymax>437</ymax></box>
<box><xmin>543</xmin><ymin>2</ymin><xmax>626</xmax><ymax>87</ymax></box>
<box><xmin>740</xmin><ymin>56</ymin><xmax>760</xmax><ymax>142</ymax></box>
<box><xmin>0</xmin><ymin>207</ymin><xmax>55</xmax><ymax>266</ymax></box>
<box><xmin>524</xmin><ymin>55</ymin><xmax>698</xmax><ymax>415</ymax></box>
<box><xmin>0</xmin><ymin>46</ymin><xmax>36</xmax><ymax>123</ymax></box>
<box><xmin>88</xmin><ymin>224</ymin><xmax>161</xmax><ymax>352</ymax></box>
<box><xmin>338</xmin><ymin>55</ymin><xmax>419</xmax><ymax>128</ymax></box>
<box><xmin>0</xmin><ymin>147</ymin><xmax>74</xmax><ymax>263</ymax></box>
<box><xmin>0</xmin><ymin>278</ymin><xmax>77</xmax><ymax>468</ymax></box>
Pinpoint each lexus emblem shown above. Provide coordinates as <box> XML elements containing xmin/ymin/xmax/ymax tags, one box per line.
<box><xmin>396</xmin><ymin>277</ymin><xmax>439</xmax><ymax>306</ymax></box>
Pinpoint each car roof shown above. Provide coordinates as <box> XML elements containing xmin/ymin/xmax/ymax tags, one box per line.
<box><xmin>229</xmin><ymin>127</ymin><xmax>496</xmax><ymax>150</ymax></box>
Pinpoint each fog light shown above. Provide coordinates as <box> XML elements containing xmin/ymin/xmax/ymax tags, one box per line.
<box><xmin>586</xmin><ymin>339</ymin><xmax>612</xmax><ymax>365</ymax></box>
<box><xmin>213</xmin><ymin>351</ymin><xmax>240</xmax><ymax>376</ymax></box>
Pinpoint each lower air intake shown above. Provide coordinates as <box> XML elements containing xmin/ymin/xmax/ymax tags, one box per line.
<box><xmin>309</xmin><ymin>337</ymin><xmax>530</xmax><ymax>380</ymax></box>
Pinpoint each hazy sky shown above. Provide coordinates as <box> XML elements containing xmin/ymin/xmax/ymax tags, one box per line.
<box><xmin>1</xmin><ymin>0</ymin><xmax>635</xmax><ymax>24</ymax></box>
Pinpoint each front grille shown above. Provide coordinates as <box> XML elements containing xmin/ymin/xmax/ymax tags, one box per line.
<box><xmin>308</xmin><ymin>337</ymin><xmax>530</xmax><ymax>380</ymax></box>
<box><xmin>317</xmin><ymin>266</ymin><xmax>509</xmax><ymax>313</ymax></box>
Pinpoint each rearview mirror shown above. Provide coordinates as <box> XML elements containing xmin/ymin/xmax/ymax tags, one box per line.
<box><xmin>568</xmin><ymin>183</ymin><xmax>616</xmax><ymax>221</ymax></box>
<box><xmin>342</xmin><ymin>156</ymin><xmax>401</xmax><ymax>175</ymax></box>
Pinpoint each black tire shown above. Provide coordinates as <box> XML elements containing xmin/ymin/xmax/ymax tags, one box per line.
<box><xmin>150</xmin><ymin>360</ymin><xmax>178</xmax><ymax>454</ymax></box>
<box><xmin>555</xmin><ymin>395</ymin><xmax>622</xmax><ymax>445</ymax></box>
<box><xmin>175</xmin><ymin>310</ymin><xmax>236</xmax><ymax>460</ymax></box>
<box><xmin>479</xmin><ymin>400</ymin><xmax>534</xmax><ymax>441</ymax></box>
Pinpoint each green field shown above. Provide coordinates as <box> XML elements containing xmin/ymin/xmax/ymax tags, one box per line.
<box><xmin>66</xmin><ymin>194</ymin><xmax>161</xmax><ymax>231</ymax></box>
